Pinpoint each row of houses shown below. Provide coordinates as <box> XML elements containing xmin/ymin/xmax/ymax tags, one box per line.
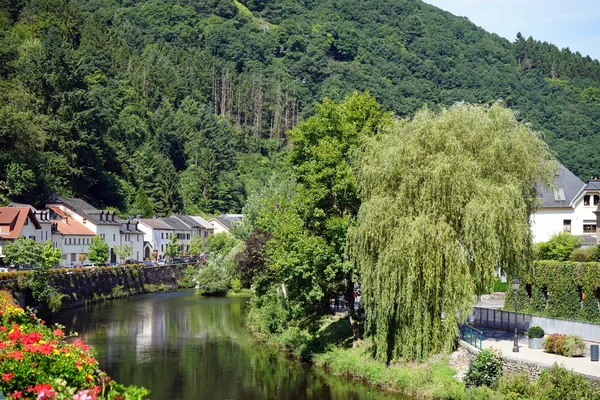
<box><xmin>0</xmin><ymin>197</ymin><xmax>243</xmax><ymax>267</ymax></box>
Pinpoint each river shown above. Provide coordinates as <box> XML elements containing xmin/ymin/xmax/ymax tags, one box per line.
<box><xmin>51</xmin><ymin>290</ymin><xmax>396</xmax><ymax>400</ymax></box>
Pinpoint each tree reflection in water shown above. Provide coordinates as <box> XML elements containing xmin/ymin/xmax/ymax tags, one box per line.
<box><xmin>52</xmin><ymin>290</ymin><xmax>397</xmax><ymax>400</ymax></box>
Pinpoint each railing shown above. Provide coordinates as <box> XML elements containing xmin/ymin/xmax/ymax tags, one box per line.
<box><xmin>459</xmin><ymin>324</ymin><xmax>483</xmax><ymax>349</ymax></box>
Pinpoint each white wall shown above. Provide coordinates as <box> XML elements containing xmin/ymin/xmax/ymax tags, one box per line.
<box><xmin>119</xmin><ymin>232</ymin><xmax>144</xmax><ymax>262</ymax></box>
<box><xmin>137</xmin><ymin>224</ymin><xmax>172</xmax><ymax>258</ymax></box>
<box><xmin>531</xmin><ymin>199</ymin><xmax>598</xmax><ymax>243</ymax></box>
<box><xmin>61</xmin><ymin>235</ymin><xmax>95</xmax><ymax>266</ymax></box>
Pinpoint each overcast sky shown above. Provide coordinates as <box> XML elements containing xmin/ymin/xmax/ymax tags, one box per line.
<box><xmin>423</xmin><ymin>0</ymin><xmax>600</xmax><ymax>61</ymax></box>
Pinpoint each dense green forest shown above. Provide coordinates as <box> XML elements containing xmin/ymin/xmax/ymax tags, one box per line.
<box><xmin>1</xmin><ymin>0</ymin><xmax>600</xmax><ymax>215</ymax></box>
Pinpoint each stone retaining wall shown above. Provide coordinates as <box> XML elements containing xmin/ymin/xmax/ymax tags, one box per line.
<box><xmin>0</xmin><ymin>265</ymin><xmax>185</xmax><ymax>312</ymax></box>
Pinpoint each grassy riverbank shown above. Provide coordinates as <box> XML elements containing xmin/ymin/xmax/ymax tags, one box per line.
<box><xmin>250</xmin><ymin>314</ymin><xmax>600</xmax><ymax>400</ymax></box>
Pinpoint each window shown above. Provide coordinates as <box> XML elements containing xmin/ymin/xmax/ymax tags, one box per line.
<box><xmin>161</xmin><ymin>244</ymin><xmax>164</xmax><ymax>252</ymax></box>
<box><xmin>83</xmin><ymin>218</ymin><xmax>87</xmax><ymax>224</ymax></box>
<box><xmin>161</xmin><ymin>233</ymin><xmax>164</xmax><ymax>239</ymax></box>
<box><xmin>113</xmin><ymin>234</ymin><xmax>116</xmax><ymax>241</ymax></box>
<box><xmin>595</xmin><ymin>195</ymin><xmax>600</xmax><ymax>206</ymax></box>
<box><xmin>187</xmin><ymin>234</ymin><xmax>190</xmax><ymax>240</ymax></box>
<box><xmin>78</xmin><ymin>238</ymin><xmax>81</xmax><ymax>245</ymax></box>
<box><xmin>24</xmin><ymin>218</ymin><xmax>28</xmax><ymax>226</ymax></box>
<box><xmin>71</xmin><ymin>253</ymin><xmax>76</xmax><ymax>262</ymax></box>
<box><xmin>564</xmin><ymin>219</ymin><xmax>572</xmax><ymax>232</ymax></box>
<box><xmin>584</xmin><ymin>224</ymin><xmax>597</xmax><ymax>233</ymax></box>
<box><xmin>137</xmin><ymin>235</ymin><xmax>140</xmax><ymax>242</ymax></box>
<box><xmin>584</xmin><ymin>195</ymin><xmax>591</xmax><ymax>206</ymax></box>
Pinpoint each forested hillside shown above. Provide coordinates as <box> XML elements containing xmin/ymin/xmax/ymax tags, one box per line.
<box><xmin>1</xmin><ymin>0</ymin><xmax>600</xmax><ymax>215</ymax></box>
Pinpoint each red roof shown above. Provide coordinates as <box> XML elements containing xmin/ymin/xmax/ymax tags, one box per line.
<box><xmin>0</xmin><ymin>207</ymin><xmax>41</xmax><ymax>239</ymax></box>
<box><xmin>53</xmin><ymin>219</ymin><xmax>95</xmax><ymax>236</ymax></box>
<box><xmin>47</xmin><ymin>205</ymin><xmax>70</xmax><ymax>219</ymax></box>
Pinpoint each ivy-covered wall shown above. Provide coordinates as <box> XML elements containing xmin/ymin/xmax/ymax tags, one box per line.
<box><xmin>0</xmin><ymin>265</ymin><xmax>184</xmax><ymax>312</ymax></box>
<box><xmin>505</xmin><ymin>261</ymin><xmax>600</xmax><ymax>323</ymax></box>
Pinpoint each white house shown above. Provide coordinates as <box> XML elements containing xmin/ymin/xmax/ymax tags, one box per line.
<box><xmin>46</xmin><ymin>197</ymin><xmax>123</xmax><ymax>263</ymax></box>
<box><xmin>189</xmin><ymin>216</ymin><xmax>215</xmax><ymax>241</ymax></box>
<box><xmin>0</xmin><ymin>207</ymin><xmax>42</xmax><ymax>262</ymax></box>
<box><xmin>208</xmin><ymin>214</ymin><xmax>243</xmax><ymax>235</ymax></box>
<box><xmin>531</xmin><ymin>164</ymin><xmax>599</xmax><ymax>245</ymax></box>
<box><xmin>137</xmin><ymin>219</ymin><xmax>174</xmax><ymax>259</ymax></box>
<box><xmin>161</xmin><ymin>217</ymin><xmax>192</xmax><ymax>253</ymax></box>
<box><xmin>118</xmin><ymin>220</ymin><xmax>145</xmax><ymax>262</ymax></box>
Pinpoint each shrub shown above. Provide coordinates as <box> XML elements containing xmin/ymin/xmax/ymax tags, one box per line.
<box><xmin>527</xmin><ymin>326</ymin><xmax>545</xmax><ymax>338</ymax></box>
<box><xmin>195</xmin><ymin>255</ymin><xmax>232</xmax><ymax>296</ymax></box>
<box><xmin>230</xmin><ymin>278</ymin><xmax>242</xmax><ymax>293</ymax></box>
<box><xmin>562</xmin><ymin>335</ymin><xmax>585</xmax><ymax>357</ymax></box>
<box><xmin>536</xmin><ymin>364</ymin><xmax>596</xmax><ymax>399</ymax></box>
<box><xmin>496</xmin><ymin>373</ymin><xmax>534</xmax><ymax>398</ymax></box>
<box><xmin>543</xmin><ymin>333</ymin><xmax>566</xmax><ymax>354</ymax></box>
<box><xmin>492</xmin><ymin>277</ymin><xmax>508</xmax><ymax>292</ymax></box>
<box><xmin>569</xmin><ymin>246</ymin><xmax>597</xmax><ymax>262</ymax></box>
<box><xmin>536</xmin><ymin>232</ymin><xmax>582</xmax><ymax>261</ymax></box>
<box><xmin>464</xmin><ymin>348</ymin><xmax>503</xmax><ymax>388</ymax></box>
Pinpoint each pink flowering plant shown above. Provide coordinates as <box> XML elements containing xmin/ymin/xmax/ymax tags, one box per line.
<box><xmin>0</xmin><ymin>291</ymin><xmax>149</xmax><ymax>399</ymax></box>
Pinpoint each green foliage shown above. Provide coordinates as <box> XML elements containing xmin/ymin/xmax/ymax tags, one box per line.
<box><xmin>196</xmin><ymin>254</ymin><xmax>232</xmax><ymax>296</ymax></box>
<box><xmin>203</xmin><ymin>232</ymin><xmax>240</xmax><ymax>257</ymax></box>
<box><xmin>536</xmin><ymin>232</ymin><xmax>582</xmax><ymax>261</ymax></box>
<box><xmin>492</xmin><ymin>277</ymin><xmax>508</xmax><ymax>292</ymax></box>
<box><xmin>113</xmin><ymin>244</ymin><xmax>132</xmax><ymax>261</ymax></box>
<box><xmin>88</xmin><ymin>236</ymin><xmax>109</xmax><ymax>264</ymax></box>
<box><xmin>164</xmin><ymin>234</ymin><xmax>180</xmax><ymax>259</ymax></box>
<box><xmin>534</xmin><ymin>364</ymin><xmax>598</xmax><ymax>399</ymax></box>
<box><xmin>230</xmin><ymin>278</ymin><xmax>242</xmax><ymax>293</ymax></box>
<box><xmin>349</xmin><ymin>102</ymin><xmax>555</xmax><ymax>362</ymax></box>
<box><xmin>3</xmin><ymin>236</ymin><xmax>41</xmax><ymax>267</ymax></box>
<box><xmin>527</xmin><ymin>326</ymin><xmax>545</xmax><ymax>338</ymax></box>
<box><xmin>39</xmin><ymin>240</ymin><xmax>61</xmax><ymax>268</ymax></box>
<box><xmin>464</xmin><ymin>349</ymin><xmax>503</xmax><ymax>388</ymax></box>
<box><xmin>510</xmin><ymin>260</ymin><xmax>600</xmax><ymax>323</ymax></box>
<box><xmin>189</xmin><ymin>234</ymin><xmax>204</xmax><ymax>256</ymax></box>
<box><xmin>569</xmin><ymin>246</ymin><xmax>596</xmax><ymax>262</ymax></box>
<box><xmin>130</xmin><ymin>187</ymin><xmax>154</xmax><ymax>218</ymax></box>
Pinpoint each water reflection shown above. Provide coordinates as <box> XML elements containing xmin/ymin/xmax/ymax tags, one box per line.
<box><xmin>52</xmin><ymin>290</ymin><xmax>397</xmax><ymax>400</ymax></box>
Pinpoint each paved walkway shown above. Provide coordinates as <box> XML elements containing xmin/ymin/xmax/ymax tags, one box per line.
<box><xmin>477</xmin><ymin>327</ymin><xmax>600</xmax><ymax>378</ymax></box>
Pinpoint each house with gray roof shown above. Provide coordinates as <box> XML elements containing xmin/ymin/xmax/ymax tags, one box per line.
<box><xmin>161</xmin><ymin>217</ymin><xmax>192</xmax><ymax>253</ymax></box>
<box><xmin>137</xmin><ymin>218</ymin><xmax>174</xmax><ymax>259</ymax></box>
<box><xmin>208</xmin><ymin>214</ymin><xmax>243</xmax><ymax>235</ymax></box>
<box><xmin>531</xmin><ymin>163</ymin><xmax>599</xmax><ymax>244</ymax></box>
<box><xmin>173</xmin><ymin>214</ymin><xmax>214</xmax><ymax>243</ymax></box>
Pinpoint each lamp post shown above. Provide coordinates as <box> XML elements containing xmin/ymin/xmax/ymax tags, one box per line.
<box><xmin>511</xmin><ymin>277</ymin><xmax>521</xmax><ymax>352</ymax></box>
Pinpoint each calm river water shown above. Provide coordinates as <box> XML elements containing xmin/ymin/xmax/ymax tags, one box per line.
<box><xmin>51</xmin><ymin>290</ymin><xmax>396</xmax><ymax>400</ymax></box>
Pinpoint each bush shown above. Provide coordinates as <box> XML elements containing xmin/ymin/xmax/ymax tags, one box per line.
<box><xmin>543</xmin><ymin>334</ymin><xmax>584</xmax><ymax>357</ymax></box>
<box><xmin>527</xmin><ymin>326</ymin><xmax>545</xmax><ymax>338</ymax></box>
<box><xmin>562</xmin><ymin>335</ymin><xmax>585</xmax><ymax>357</ymax></box>
<box><xmin>196</xmin><ymin>255</ymin><xmax>232</xmax><ymax>296</ymax></box>
<box><xmin>464</xmin><ymin>348</ymin><xmax>503</xmax><ymax>388</ymax></box>
<box><xmin>536</xmin><ymin>232</ymin><xmax>582</xmax><ymax>261</ymax></box>
<box><xmin>535</xmin><ymin>364</ymin><xmax>597</xmax><ymax>399</ymax></box>
<box><xmin>496</xmin><ymin>373</ymin><xmax>534</xmax><ymax>398</ymax></box>
<box><xmin>569</xmin><ymin>246</ymin><xmax>597</xmax><ymax>262</ymax></box>
<box><xmin>492</xmin><ymin>277</ymin><xmax>508</xmax><ymax>292</ymax></box>
<box><xmin>543</xmin><ymin>333</ymin><xmax>566</xmax><ymax>354</ymax></box>
<box><xmin>230</xmin><ymin>278</ymin><xmax>242</xmax><ymax>293</ymax></box>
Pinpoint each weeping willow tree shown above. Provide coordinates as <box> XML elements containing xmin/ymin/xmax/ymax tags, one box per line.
<box><xmin>348</xmin><ymin>102</ymin><xmax>556</xmax><ymax>362</ymax></box>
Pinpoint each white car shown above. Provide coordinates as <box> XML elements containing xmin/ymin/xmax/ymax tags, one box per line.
<box><xmin>0</xmin><ymin>267</ymin><xmax>8</xmax><ymax>273</ymax></box>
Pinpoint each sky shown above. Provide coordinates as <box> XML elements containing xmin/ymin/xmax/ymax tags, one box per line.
<box><xmin>423</xmin><ymin>0</ymin><xmax>600</xmax><ymax>61</ymax></box>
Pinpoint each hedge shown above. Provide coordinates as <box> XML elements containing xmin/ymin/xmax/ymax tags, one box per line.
<box><xmin>505</xmin><ymin>260</ymin><xmax>600</xmax><ymax>323</ymax></box>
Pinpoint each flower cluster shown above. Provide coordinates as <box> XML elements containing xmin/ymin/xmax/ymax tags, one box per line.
<box><xmin>0</xmin><ymin>291</ymin><xmax>148</xmax><ymax>399</ymax></box>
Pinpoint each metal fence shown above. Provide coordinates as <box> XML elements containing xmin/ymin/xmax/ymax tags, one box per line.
<box><xmin>468</xmin><ymin>307</ymin><xmax>600</xmax><ymax>342</ymax></box>
<box><xmin>459</xmin><ymin>324</ymin><xmax>483</xmax><ymax>349</ymax></box>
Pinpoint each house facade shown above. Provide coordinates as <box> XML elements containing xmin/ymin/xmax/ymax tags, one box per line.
<box><xmin>137</xmin><ymin>219</ymin><xmax>174</xmax><ymax>259</ymax></box>
<box><xmin>531</xmin><ymin>164</ymin><xmax>599</xmax><ymax>245</ymax></box>
<box><xmin>208</xmin><ymin>214</ymin><xmax>243</xmax><ymax>235</ymax></box>
<box><xmin>119</xmin><ymin>220</ymin><xmax>145</xmax><ymax>262</ymax></box>
<box><xmin>0</xmin><ymin>207</ymin><xmax>42</xmax><ymax>262</ymax></box>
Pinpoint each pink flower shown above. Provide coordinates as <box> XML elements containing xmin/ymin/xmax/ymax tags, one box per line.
<box><xmin>2</xmin><ymin>372</ymin><xmax>14</xmax><ymax>382</ymax></box>
<box><xmin>52</xmin><ymin>329</ymin><xmax>64</xmax><ymax>338</ymax></box>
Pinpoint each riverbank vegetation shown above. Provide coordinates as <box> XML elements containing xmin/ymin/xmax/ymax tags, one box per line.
<box><xmin>0</xmin><ymin>291</ymin><xmax>149</xmax><ymax>399</ymax></box>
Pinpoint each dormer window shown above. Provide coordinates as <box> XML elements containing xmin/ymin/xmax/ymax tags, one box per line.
<box><xmin>583</xmin><ymin>195</ymin><xmax>599</xmax><ymax>206</ymax></box>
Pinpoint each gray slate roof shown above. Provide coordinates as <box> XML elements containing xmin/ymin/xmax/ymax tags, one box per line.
<box><xmin>172</xmin><ymin>214</ymin><xmax>201</xmax><ymax>229</ymax></box>
<box><xmin>117</xmin><ymin>219</ymin><xmax>144</xmax><ymax>234</ymax></box>
<box><xmin>538</xmin><ymin>163</ymin><xmax>585</xmax><ymax>208</ymax></box>
<box><xmin>160</xmin><ymin>217</ymin><xmax>190</xmax><ymax>231</ymax></box>
<box><xmin>48</xmin><ymin>197</ymin><xmax>120</xmax><ymax>225</ymax></box>
<box><xmin>190</xmin><ymin>216</ymin><xmax>214</xmax><ymax>229</ymax></box>
<box><xmin>137</xmin><ymin>218</ymin><xmax>173</xmax><ymax>230</ymax></box>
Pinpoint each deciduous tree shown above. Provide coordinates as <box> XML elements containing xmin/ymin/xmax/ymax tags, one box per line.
<box><xmin>348</xmin><ymin>102</ymin><xmax>556</xmax><ymax>361</ymax></box>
